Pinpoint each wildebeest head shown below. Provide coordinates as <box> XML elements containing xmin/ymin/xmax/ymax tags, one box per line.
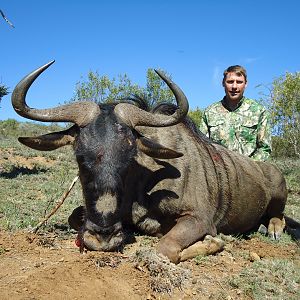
<box><xmin>11</xmin><ymin>61</ymin><xmax>189</xmax><ymax>251</ymax></box>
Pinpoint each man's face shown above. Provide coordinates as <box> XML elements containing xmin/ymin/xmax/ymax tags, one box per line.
<box><xmin>223</xmin><ymin>72</ymin><xmax>247</xmax><ymax>103</ymax></box>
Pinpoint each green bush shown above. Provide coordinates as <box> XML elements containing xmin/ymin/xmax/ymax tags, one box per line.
<box><xmin>0</xmin><ymin>119</ymin><xmax>19</xmax><ymax>136</ymax></box>
<box><xmin>271</xmin><ymin>136</ymin><xmax>298</xmax><ymax>158</ymax></box>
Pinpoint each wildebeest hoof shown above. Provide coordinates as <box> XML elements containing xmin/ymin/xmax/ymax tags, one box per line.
<box><xmin>204</xmin><ymin>236</ymin><xmax>225</xmax><ymax>253</ymax></box>
<box><xmin>204</xmin><ymin>234</ymin><xmax>214</xmax><ymax>241</ymax></box>
<box><xmin>268</xmin><ymin>217</ymin><xmax>286</xmax><ymax>240</ymax></box>
<box><xmin>137</xmin><ymin>217</ymin><xmax>161</xmax><ymax>235</ymax></box>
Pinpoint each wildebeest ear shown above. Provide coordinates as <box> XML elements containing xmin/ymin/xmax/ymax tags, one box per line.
<box><xmin>18</xmin><ymin>125</ymin><xmax>78</xmax><ymax>151</ymax></box>
<box><xmin>136</xmin><ymin>136</ymin><xmax>183</xmax><ymax>159</ymax></box>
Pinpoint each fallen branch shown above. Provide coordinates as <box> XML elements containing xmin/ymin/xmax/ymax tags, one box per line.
<box><xmin>31</xmin><ymin>175</ymin><xmax>79</xmax><ymax>234</ymax></box>
<box><xmin>0</xmin><ymin>9</ymin><xmax>15</xmax><ymax>28</ymax></box>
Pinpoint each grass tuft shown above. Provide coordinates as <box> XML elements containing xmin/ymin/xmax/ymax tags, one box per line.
<box><xmin>133</xmin><ymin>247</ymin><xmax>191</xmax><ymax>293</ymax></box>
<box><xmin>229</xmin><ymin>259</ymin><xmax>300</xmax><ymax>299</ymax></box>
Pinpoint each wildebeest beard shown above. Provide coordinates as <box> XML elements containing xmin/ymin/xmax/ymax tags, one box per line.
<box><xmin>74</xmin><ymin>106</ymin><xmax>137</xmax><ymax>250</ymax></box>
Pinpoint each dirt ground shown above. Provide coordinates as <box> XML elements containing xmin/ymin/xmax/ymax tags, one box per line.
<box><xmin>0</xmin><ymin>230</ymin><xmax>299</xmax><ymax>300</ymax></box>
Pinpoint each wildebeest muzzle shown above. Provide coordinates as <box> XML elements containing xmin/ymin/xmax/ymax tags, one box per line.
<box><xmin>69</xmin><ymin>206</ymin><xmax>125</xmax><ymax>252</ymax></box>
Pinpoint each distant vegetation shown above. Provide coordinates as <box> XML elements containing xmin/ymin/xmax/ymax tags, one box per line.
<box><xmin>0</xmin><ymin>83</ymin><xmax>9</xmax><ymax>104</ymax></box>
<box><xmin>259</xmin><ymin>71</ymin><xmax>300</xmax><ymax>158</ymax></box>
<box><xmin>0</xmin><ymin>119</ymin><xmax>65</xmax><ymax>137</ymax></box>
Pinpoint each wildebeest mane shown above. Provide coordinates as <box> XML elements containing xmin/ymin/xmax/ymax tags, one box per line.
<box><xmin>116</xmin><ymin>94</ymin><xmax>150</xmax><ymax>111</ymax></box>
<box><xmin>151</xmin><ymin>102</ymin><xmax>215</xmax><ymax>145</ymax></box>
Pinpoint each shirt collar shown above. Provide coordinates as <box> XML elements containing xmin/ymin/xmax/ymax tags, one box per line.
<box><xmin>221</xmin><ymin>96</ymin><xmax>245</xmax><ymax>112</ymax></box>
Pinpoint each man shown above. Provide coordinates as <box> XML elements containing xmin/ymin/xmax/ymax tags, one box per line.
<box><xmin>200</xmin><ymin>65</ymin><xmax>271</xmax><ymax>161</ymax></box>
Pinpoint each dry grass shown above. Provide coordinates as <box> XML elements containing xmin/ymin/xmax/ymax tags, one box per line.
<box><xmin>133</xmin><ymin>247</ymin><xmax>191</xmax><ymax>294</ymax></box>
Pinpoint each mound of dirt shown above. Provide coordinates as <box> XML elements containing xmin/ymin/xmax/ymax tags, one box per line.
<box><xmin>0</xmin><ymin>148</ymin><xmax>56</xmax><ymax>170</ymax></box>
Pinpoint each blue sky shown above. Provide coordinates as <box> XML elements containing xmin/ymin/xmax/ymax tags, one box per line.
<box><xmin>1</xmin><ymin>0</ymin><xmax>299</xmax><ymax>122</ymax></box>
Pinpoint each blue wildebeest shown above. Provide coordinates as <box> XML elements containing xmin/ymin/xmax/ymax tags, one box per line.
<box><xmin>12</xmin><ymin>61</ymin><xmax>288</xmax><ymax>263</ymax></box>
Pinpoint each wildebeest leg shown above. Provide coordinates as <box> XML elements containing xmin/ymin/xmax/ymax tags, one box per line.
<box><xmin>156</xmin><ymin>215</ymin><xmax>217</xmax><ymax>264</ymax></box>
<box><xmin>131</xmin><ymin>202</ymin><xmax>161</xmax><ymax>235</ymax></box>
<box><xmin>180</xmin><ymin>235</ymin><xmax>225</xmax><ymax>262</ymax></box>
<box><xmin>266</xmin><ymin>195</ymin><xmax>286</xmax><ymax>240</ymax></box>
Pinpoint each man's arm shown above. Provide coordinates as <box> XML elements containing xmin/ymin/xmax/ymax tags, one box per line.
<box><xmin>251</xmin><ymin>110</ymin><xmax>272</xmax><ymax>161</ymax></box>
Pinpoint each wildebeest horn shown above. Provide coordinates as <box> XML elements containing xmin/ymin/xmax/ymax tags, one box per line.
<box><xmin>114</xmin><ymin>70</ymin><xmax>189</xmax><ymax>128</ymax></box>
<box><xmin>11</xmin><ymin>61</ymin><xmax>100</xmax><ymax>127</ymax></box>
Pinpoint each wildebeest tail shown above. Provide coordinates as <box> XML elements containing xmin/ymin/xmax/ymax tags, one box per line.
<box><xmin>285</xmin><ymin>216</ymin><xmax>300</xmax><ymax>246</ymax></box>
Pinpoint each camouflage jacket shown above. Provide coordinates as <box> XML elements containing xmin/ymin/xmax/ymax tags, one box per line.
<box><xmin>199</xmin><ymin>97</ymin><xmax>272</xmax><ymax>161</ymax></box>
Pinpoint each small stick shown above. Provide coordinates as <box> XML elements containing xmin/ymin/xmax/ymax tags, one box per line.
<box><xmin>31</xmin><ymin>175</ymin><xmax>79</xmax><ymax>233</ymax></box>
<box><xmin>0</xmin><ymin>9</ymin><xmax>15</xmax><ymax>28</ymax></box>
